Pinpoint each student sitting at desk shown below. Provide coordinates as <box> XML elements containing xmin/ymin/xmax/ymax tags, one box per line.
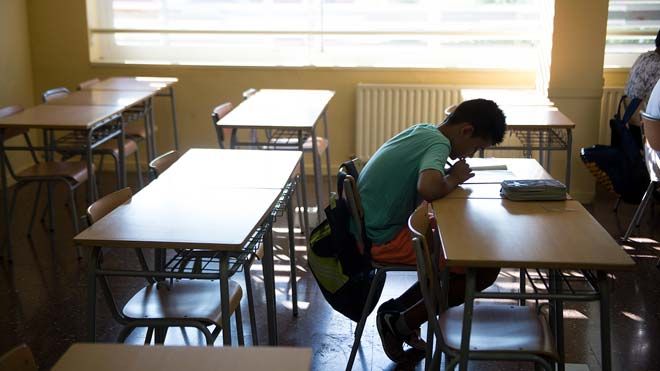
<box><xmin>356</xmin><ymin>99</ymin><xmax>507</xmax><ymax>362</ymax></box>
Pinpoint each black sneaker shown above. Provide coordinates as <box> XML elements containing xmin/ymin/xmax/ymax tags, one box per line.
<box><xmin>376</xmin><ymin>308</ymin><xmax>405</xmax><ymax>362</ymax></box>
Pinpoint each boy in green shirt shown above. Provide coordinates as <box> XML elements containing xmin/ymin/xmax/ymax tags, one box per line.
<box><xmin>357</xmin><ymin>99</ymin><xmax>507</xmax><ymax>362</ymax></box>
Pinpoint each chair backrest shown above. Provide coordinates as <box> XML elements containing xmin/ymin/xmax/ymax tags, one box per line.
<box><xmin>42</xmin><ymin>87</ymin><xmax>70</xmax><ymax>102</ymax></box>
<box><xmin>148</xmin><ymin>150</ymin><xmax>181</xmax><ymax>178</ymax></box>
<box><xmin>78</xmin><ymin>78</ymin><xmax>100</xmax><ymax>90</ymax></box>
<box><xmin>211</xmin><ymin>102</ymin><xmax>234</xmax><ymax>148</ymax></box>
<box><xmin>87</xmin><ymin>187</ymin><xmax>133</xmax><ymax>224</ymax></box>
<box><xmin>642</xmin><ymin>111</ymin><xmax>660</xmax><ymax>151</ymax></box>
<box><xmin>444</xmin><ymin>104</ymin><xmax>457</xmax><ymax>117</ymax></box>
<box><xmin>242</xmin><ymin>88</ymin><xmax>257</xmax><ymax>100</ymax></box>
<box><xmin>0</xmin><ymin>105</ymin><xmax>27</xmax><ymax>142</ymax></box>
<box><xmin>0</xmin><ymin>344</ymin><xmax>38</xmax><ymax>371</ymax></box>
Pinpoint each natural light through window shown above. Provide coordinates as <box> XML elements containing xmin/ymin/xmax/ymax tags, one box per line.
<box><xmin>605</xmin><ymin>0</ymin><xmax>660</xmax><ymax>68</ymax></box>
<box><xmin>86</xmin><ymin>0</ymin><xmax>553</xmax><ymax>69</ymax></box>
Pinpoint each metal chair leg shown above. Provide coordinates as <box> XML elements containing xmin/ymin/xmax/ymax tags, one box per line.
<box><xmin>235</xmin><ymin>301</ymin><xmax>245</xmax><ymax>346</ymax></box>
<box><xmin>345</xmin><ymin>269</ymin><xmax>387</xmax><ymax>371</ymax></box>
<box><xmin>243</xmin><ymin>264</ymin><xmax>259</xmax><ymax>345</ymax></box>
<box><xmin>26</xmin><ymin>183</ymin><xmax>42</xmax><ymax>238</ymax></box>
<box><xmin>622</xmin><ymin>182</ymin><xmax>655</xmax><ymax>241</ymax></box>
<box><xmin>68</xmin><ymin>186</ymin><xmax>82</xmax><ymax>259</ymax></box>
<box><xmin>613</xmin><ymin>197</ymin><xmax>621</xmax><ymax>213</ymax></box>
<box><xmin>134</xmin><ymin>149</ymin><xmax>143</xmax><ymax>189</ymax></box>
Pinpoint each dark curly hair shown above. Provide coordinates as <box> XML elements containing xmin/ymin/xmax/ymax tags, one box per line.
<box><xmin>445</xmin><ymin>99</ymin><xmax>507</xmax><ymax>145</ymax></box>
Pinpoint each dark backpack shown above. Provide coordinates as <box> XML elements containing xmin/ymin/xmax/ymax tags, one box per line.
<box><xmin>581</xmin><ymin>96</ymin><xmax>650</xmax><ymax>204</ymax></box>
<box><xmin>306</xmin><ymin>160</ymin><xmax>385</xmax><ymax>322</ymax></box>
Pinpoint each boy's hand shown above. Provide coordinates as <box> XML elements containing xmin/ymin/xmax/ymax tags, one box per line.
<box><xmin>448</xmin><ymin>159</ymin><xmax>474</xmax><ymax>184</ymax></box>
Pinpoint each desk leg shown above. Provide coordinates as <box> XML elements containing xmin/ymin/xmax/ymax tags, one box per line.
<box><xmin>322</xmin><ymin>111</ymin><xmax>332</xmax><ymax>201</ymax></box>
<box><xmin>458</xmin><ymin>268</ymin><xmax>476</xmax><ymax>371</ymax></box>
<box><xmin>0</xmin><ymin>132</ymin><xmax>11</xmax><ymax>261</ymax></box>
<box><xmin>168</xmin><ymin>87</ymin><xmax>179</xmax><ymax>151</ymax></box>
<box><xmin>545</xmin><ymin>128</ymin><xmax>552</xmax><ymax>171</ymax></box>
<box><xmin>144</xmin><ymin>99</ymin><xmax>154</xmax><ymax>163</ymax></box>
<box><xmin>148</xmin><ymin>98</ymin><xmax>158</xmax><ymax>158</ymax></box>
<box><xmin>565</xmin><ymin>129</ymin><xmax>573</xmax><ymax>191</ymax></box>
<box><xmin>311</xmin><ymin>126</ymin><xmax>323</xmax><ymax>224</ymax></box>
<box><xmin>298</xmin><ymin>130</ymin><xmax>311</xmax><ymax>235</ymax></box>
<box><xmin>550</xmin><ymin>270</ymin><xmax>565</xmax><ymax>371</ymax></box>
<box><xmin>45</xmin><ymin>130</ymin><xmax>55</xmax><ymax>231</ymax></box>
<box><xmin>286</xmin><ymin>193</ymin><xmax>298</xmax><ymax>316</ymax></box>
<box><xmin>87</xmin><ymin>247</ymin><xmax>100</xmax><ymax>342</ymax></box>
<box><xmin>220</xmin><ymin>251</ymin><xmax>232</xmax><ymax>345</ymax></box>
<box><xmin>519</xmin><ymin>268</ymin><xmax>526</xmax><ymax>306</ymax></box>
<box><xmin>85</xmin><ymin>131</ymin><xmax>97</xmax><ymax>203</ymax></box>
<box><xmin>117</xmin><ymin>119</ymin><xmax>127</xmax><ymax>188</ymax></box>
<box><xmin>598</xmin><ymin>271</ymin><xmax>612</xmax><ymax>371</ymax></box>
<box><xmin>263</xmin><ymin>216</ymin><xmax>279</xmax><ymax>345</ymax></box>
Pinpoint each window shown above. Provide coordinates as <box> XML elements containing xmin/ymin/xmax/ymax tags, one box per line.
<box><xmin>605</xmin><ymin>0</ymin><xmax>660</xmax><ymax>68</ymax></box>
<box><xmin>86</xmin><ymin>0</ymin><xmax>553</xmax><ymax>69</ymax></box>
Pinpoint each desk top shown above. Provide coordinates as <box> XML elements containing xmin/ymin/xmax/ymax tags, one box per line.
<box><xmin>462</xmin><ymin>158</ymin><xmax>552</xmax><ymax>184</ymax></box>
<box><xmin>83</xmin><ymin>77</ymin><xmax>178</xmax><ymax>92</ymax></box>
<box><xmin>45</xmin><ymin>90</ymin><xmax>154</xmax><ymax>108</ymax></box>
<box><xmin>503</xmin><ymin>106</ymin><xmax>575</xmax><ymax>129</ymax></box>
<box><xmin>431</xmin><ymin>198</ymin><xmax>634</xmax><ymax>270</ymax></box>
<box><xmin>52</xmin><ymin>344</ymin><xmax>312</xmax><ymax>371</ymax></box>
<box><xmin>218</xmin><ymin>89</ymin><xmax>335</xmax><ymax>129</ymax></box>
<box><xmin>0</xmin><ymin>104</ymin><xmax>123</xmax><ymax>130</ymax></box>
<box><xmin>74</xmin><ymin>183</ymin><xmax>281</xmax><ymax>250</ymax></box>
<box><xmin>460</xmin><ymin>88</ymin><xmax>554</xmax><ymax>106</ymax></box>
<box><xmin>157</xmin><ymin>149</ymin><xmax>302</xmax><ymax>189</ymax></box>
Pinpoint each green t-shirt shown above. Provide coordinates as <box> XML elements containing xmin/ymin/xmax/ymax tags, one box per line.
<box><xmin>358</xmin><ymin>124</ymin><xmax>451</xmax><ymax>244</ymax></box>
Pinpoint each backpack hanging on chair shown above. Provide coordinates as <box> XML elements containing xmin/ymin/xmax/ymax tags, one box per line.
<box><xmin>581</xmin><ymin>96</ymin><xmax>650</xmax><ymax>204</ymax></box>
<box><xmin>306</xmin><ymin>160</ymin><xmax>385</xmax><ymax>322</ymax></box>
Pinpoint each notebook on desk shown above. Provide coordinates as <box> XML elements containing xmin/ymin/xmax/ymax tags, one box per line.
<box><xmin>500</xmin><ymin>179</ymin><xmax>567</xmax><ymax>201</ymax></box>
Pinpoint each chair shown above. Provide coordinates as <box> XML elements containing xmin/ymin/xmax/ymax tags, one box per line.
<box><xmin>1</xmin><ymin>105</ymin><xmax>89</xmax><ymax>261</ymax></box>
<box><xmin>86</xmin><ymin>187</ymin><xmax>245</xmax><ymax>345</ymax></box>
<box><xmin>342</xmin><ymin>159</ymin><xmax>416</xmax><ymax>371</ymax></box>
<box><xmin>408</xmin><ymin>205</ymin><xmax>558</xmax><ymax>371</ymax></box>
<box><xmin>211</xmin><ymin>102</ymin><xmax>234</xmax><ymax>149</ymax></box>
<box><xmin>42</xmin><ymin>87</ymin><xmax>145</xmax><ymax>193</ymax></box>
<box><xmin>148</xmin><ymin>150</ymin><xmax>181</xmax><ymax>179</ymax></box>
<box><xmin>0</xmin><ymin>344</ymin><xmax>38</xmax><ymax>371</ymax></box>
<box><xmin>622</xmin><ymin>111</ymin><xmax>660</xmax><ymax>243</ymax></box>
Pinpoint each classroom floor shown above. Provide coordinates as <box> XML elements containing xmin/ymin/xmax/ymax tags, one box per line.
<box><xmin>0</xmin><ymin>173</ymin><xmax>659</xmax><ymax>371</ymax></box>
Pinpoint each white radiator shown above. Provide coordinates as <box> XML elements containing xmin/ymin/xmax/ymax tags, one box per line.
<box><xmin>599</xmin><ymin>87</ymin><xmax>625</xmax><ymax>144</ymax></box>
<box><xmin>356</xmin><ymin>83</ymin><xmax>462</xmax><ymax>159</ymax></box>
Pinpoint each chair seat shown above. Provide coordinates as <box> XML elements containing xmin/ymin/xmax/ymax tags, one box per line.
<box><xmin>122</xmin><ymin>279</ymin><xmax>242</xmax><ymax>325</ymax></box>
<box><xmin>15</xmin><ymin>161</ymin><xmax>90</xmax><ymax>184</ymax></box>
<box><xmin>95</xmin><ymin>138</ymin><xmax>139</xmax><ymax>157</ymax></box>
<box><xmin>266</xmin><ymin>136</ymin><xmax>329</xmax><ymax>155</ymax></box>
<box><xmin>439</xmin><ymin>303</ymin><xmax>557</xmax><ymax>358</ymax></box>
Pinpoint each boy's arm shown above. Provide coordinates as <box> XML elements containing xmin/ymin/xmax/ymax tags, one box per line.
<box><xmin>417</xmin><ymin>159</ymin><xmax>473</xmax><ymax>201</ymax></box>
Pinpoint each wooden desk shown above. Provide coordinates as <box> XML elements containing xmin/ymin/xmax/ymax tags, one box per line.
<box><xmin>83</xmin><ymin>76</ymin><xmax>180</xmax><ymax>155</ymax></box>
<box><xmin>0</xmin><ymin>104</ymin><xmax>127</xmax><ymax>256</ymax></box>
<box><xmin>430</xmin><ymin>197</ymin><xmax>634</xmax><ymax>371</ymax></box>
<box><xmin>490</xmin><ymin>106</ymin><xmax>575</xmax><ymax>189</ymax></box>
<box><xmin>44</xmin><ymin>90</ymin><xmax>154</xmax><ymax>108</ymax></box>
<box><xmin>218</xmin><ymin>89</ymin><xmax>335</xmax><ymax>223</ymax></box>
<box><xmin>44</xmin><ymin>90</ymin><xmax>157</xmax><ymax>160</ymax></box>
<box><xmin>53</xmin><ymin>344</ymin><xmax>312</xmax><ymax>371</ymax></box>
<box><xmin>75</xmin><ymin>149</ymin><xmax>301</xmax><ymax>346</ymax></box>
<box><xmin>157</xmin><ymin>149</ymin><xmax>302</xmax><ymax>190</ymax></box>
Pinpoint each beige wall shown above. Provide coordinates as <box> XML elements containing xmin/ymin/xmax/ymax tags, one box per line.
<box><xmin>548</xmin><ymin>0</ymin><xmax>609</xmax><ymax>202</ymax></box>
<box><xmin>24</xmin><ymin>0</ymin><xmax>630</xmax><ymax>201</ymax></box>
<box><xmin>1</xmin><ymin>0</ymin><xmax>36</xmax><ymax>186</ymax></box>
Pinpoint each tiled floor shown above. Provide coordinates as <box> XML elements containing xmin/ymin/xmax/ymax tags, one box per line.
<box><xmin>1</xmin><ymin>173</ymin><xmax>659</xmax><ymax>370</ymax></box>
